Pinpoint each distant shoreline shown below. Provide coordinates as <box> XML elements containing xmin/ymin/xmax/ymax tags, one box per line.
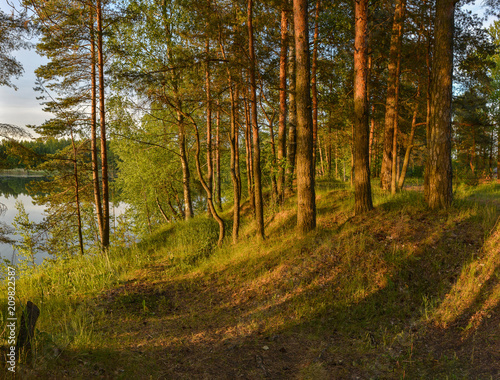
<box><xmin>0</xmin><ymin>169</ymin><xmax>46</xmax><ymax>178</ymax></box>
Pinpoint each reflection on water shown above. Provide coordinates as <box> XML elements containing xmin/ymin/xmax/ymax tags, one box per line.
<box><xmin>0</xmin><ymin>176</ymin><xmax>128</xmax><ymax>266</ymax></box>
<box><xmin>0</xmin><ymin>176</ymin><xmax>47</xmax><ymax>265</ymax></box>
<box><xmin>0</xmin><ymin>176</ymin><xmax>47</xmax><ymax>197</ymax></box>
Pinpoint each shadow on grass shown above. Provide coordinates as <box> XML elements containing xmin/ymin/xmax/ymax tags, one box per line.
<box><xmin>11</xmin><ymin>188</ymin><xmax>500</xmax><ymax>379</ymax></box>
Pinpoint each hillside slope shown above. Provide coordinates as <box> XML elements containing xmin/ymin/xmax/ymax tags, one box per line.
<box><xmin>2</xmin><ymin>181</ymin><xmax>500</xmax><ymax>379</ymax></box>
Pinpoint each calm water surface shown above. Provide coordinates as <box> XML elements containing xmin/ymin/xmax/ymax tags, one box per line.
<box><xmin>0</xmin><ymin>177</ymin><xmax>47</xmax><ymax>265</ymax></box>
<box><xmin>0</xmin><ymin>176</ymin><xmax>127</xmax><ymax>266</ymax></box>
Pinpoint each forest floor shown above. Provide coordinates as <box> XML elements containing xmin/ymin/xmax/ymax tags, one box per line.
<box><xmin>3</xmin><ymin>180</ymin><xmax>500</xmax><ymax>379</ymax></box>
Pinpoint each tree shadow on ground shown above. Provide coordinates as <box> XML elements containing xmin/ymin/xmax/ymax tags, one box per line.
<box><xmin>11</xmin><ymin>190</ymin><xmax>500</xmax><ymax>379</ymax></box>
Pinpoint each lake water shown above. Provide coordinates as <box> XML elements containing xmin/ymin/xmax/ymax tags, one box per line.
<box><xmin>0</xmin><ymin>176</ymin><xmax>128</xmax><ymax>266</ymax></box>
<box><xmin>0</xmin><ymin>176</ymin><xmax>47</xmax><ymax>265</ymax></box>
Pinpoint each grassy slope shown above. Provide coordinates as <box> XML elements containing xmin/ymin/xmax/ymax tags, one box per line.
<box><xmin>2</xmin><ymin>179</ymin><xmax>500</xmax><ymax>379</ymax></box>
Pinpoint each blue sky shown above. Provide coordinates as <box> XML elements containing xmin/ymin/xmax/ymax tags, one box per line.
<box><xmin>0</xmin><ymin>1</ymin><xmax>498</xmax><ymax>135</ymax></box>
<box><xmin>1</xmin><ymin>0</ymin><xmax>52</xmax><ymax>133</ymax></box>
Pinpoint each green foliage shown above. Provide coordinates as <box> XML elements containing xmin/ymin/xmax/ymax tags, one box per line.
<box><xmin>167</xmin><ymin>216</ymin><xmax>220</xmax><ymax>267</ymax></box>
<box><xmin>0</xmin><ymin>138</ymin><xmax>71</xmax><ymax>170</ymax></box>
<box><xmin>11</xmin><ymin>201</ymin><xmax>40</xmax><ymax>272</ymax></box>
<box><xmin>0</xmin><ymin>9</ymin><xmax>30</xmax><ymax>88</ymax></box>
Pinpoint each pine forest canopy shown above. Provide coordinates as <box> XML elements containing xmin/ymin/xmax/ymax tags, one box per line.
<box><xmin>0</xmin><ymin>0</ymin><xmax>500</xmax><ymax>254</ymax></box>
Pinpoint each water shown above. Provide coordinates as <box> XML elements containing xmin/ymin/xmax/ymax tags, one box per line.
<box><xmin>0</xmin><ymin>176</ymin><xmax>130</xmax><ymax>266</ymax></box>
<box><xmin>0</xmin><ymin>176</ymin><xmax>47</xmax><ymax>265</ymax></box>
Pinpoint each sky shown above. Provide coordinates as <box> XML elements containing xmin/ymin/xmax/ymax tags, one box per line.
<box><xmin>1</xmin><ymin>0</ymin><xmax>52</xmax><ymax>134</ymax></box>
<box><xmin>0</xmin><ymin>1</ymin><xmax>498</xmax><ymax>135</ymax></box>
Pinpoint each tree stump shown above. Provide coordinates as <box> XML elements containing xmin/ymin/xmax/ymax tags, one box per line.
<box><xmin>16</xmin><ymin>301</ymin><xmax>40</xmax><ymax>355</ymax></box>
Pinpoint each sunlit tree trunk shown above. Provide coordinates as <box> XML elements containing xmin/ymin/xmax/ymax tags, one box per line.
<box><xmin>381</xmin><ymin>0</ymin><xmax>406</xmax><ymax>191</ymax></box>
<box><xmin>294</xmin><ymin>0</ymin><xmax>316</xmax><ymax>233</ymax></box>
<box><xmin>176</xmin><ymin>104</ymin><xmax>194</xmax><ymax>219</ymax></box>
<box><xmin>205</xmin><ymin>38</ymin><xmax>214</xmax><ymax>217</ymax></box>
<box><xmin>219</xmin><ymin>38</ymin><xmax>240</xmax><ymax>243</ymax></box>
<box><xmin>497</xmin><ymin>122</ymin><xmax>500</xmax><ymax>182</ymax></box>
<box><xmin>230</xmin><ymin>86</ymin><xmax>240</xmax><ymax>243</ymax></box>
<box><xmin>89</xmin><ymin>6</ymin><xmax>104</xmax><ymax>248</ymax></box>
<box><xmin>243</xmin><ymin>89</ymin><xmax>255</xmax><ymax>214</ymax></box>
<box><xmin>353</xmin><ymin>0</ymin><xmax>373</xmax><ymax>214</ymax></box>
<box><xmin>277</xmin><ymin>3</ymin><xmax>288</xmax><ymax>204</ymax></box>
<box><xmin>286</xmin><ymin>21</ymin><xmax>297</xmax><ymax>194</ymax></box>
<box><xmin>391</xmin><ymin>53</ymin><xmax>403</xmax><ymax>195</ymax></box>
<box><xmin>311</xmin><ymin>0</ymin><xmax>320</xmax><ymax>171</ymax></box>
<box><xmin>398</xmin><ymin>88</ymin><xmax>420</xmax><ymax>189</ymax></box>
<box><xmin>96</xmin><ymin>0</ymin><xmax>109</xmax><ymax>249</ymax></box>
<box><xmin>248</xmin><ymin>0</ymin><xmax>265</xmax><ymax>239</ymax></box>
<box><xmin>70</xmin><ymin>131</ymin><xmax>84</xmax><ymax>256</ymax></box>
<box><xmin>425</xmin><ymin>0</ymin><xmax>456</xmax><ymax>209</ymax></box>
<box><xmin>215</xmin><ymin>101</ymin><xmax>222</xmax><ymax>208</ymax></box>
<box><xmin>369</xmin><ymin>106</ymin><xmax>375</xmax><ymax>168</ymax></box>
<box><xmin>190</xmin><ymin>114</ymin><xmax>225</xmax><ymax>245</ymax></box>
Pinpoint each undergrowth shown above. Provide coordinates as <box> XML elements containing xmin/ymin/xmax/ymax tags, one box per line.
<box><xmin>1</xmin><ymin>179</ymin><xmax>499</xmax><ymax>379</ymax></box>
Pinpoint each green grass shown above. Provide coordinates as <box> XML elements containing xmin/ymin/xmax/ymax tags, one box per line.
<box><xmin>1</xmin><ymin>179</ymin><xmax>500</xmax><ymax>379</ymax></box>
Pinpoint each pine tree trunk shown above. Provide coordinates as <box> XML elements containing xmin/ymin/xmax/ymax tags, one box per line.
<box><xmin>369</xmin><ymin>107</ymin><xmax>375</xmax><ymax>168</ymax></box>
<box><xmin>286</xmin><ymin>22</ymin><xmax>297</xmax><ymax>194</ymax></box>
<box><xmin>244</xmin><ymin>90</ymin><xmax>255</xmax><ymax>214</ymax></box>
<box><xmin>191</xmin><ymin>116</ymin><xmax>225</xmax><ymax>246</ymax></box>
<box><xmin>96</xmin><ymin>0</ymin><xmax>109</xmax><ymax>249</ymax></box>
<box><xmin>277</xmin><ymin>4</ymin><xmax>288</xmax><ymax>204</ymax></box>
<box><xmin>294</xmin><ymin>0</ymin><xmax>316</xmax><ymax>233</ymax></box>
<box><xmin>425</xmin><ymin>0</ymin><xmax>455</xmax><ymax>209</ymax></box>
<box><xmin>311</xmin><ymin>0</ymin><xmax>320</xmax><ymax>171</ymax></box>
<box><xmin>178</xmin><ymin>108</ymin><xmax>193</xmax><ymax>220</ymax></box>
<box><xmin>266</xmin><ymin>112</ymin><xmax>279</xmax><ymax>202</ymax></box>
<box><xmin>215</xmin><ymin>101</ymin><xmax>222</xmax><ymax>208</ymax></box>
<box><xmin>89</xmin><ymin>7</ymin><xmax>104</xmax><ymax>248</ymax></box>
<box><xmin>353</xmin><ymin>0</ymin><xmax>373</xmax><ymax>214</ymax></box>
<box><xmin>381</xmin><ymin>0</ymin><xmax>406</xmax><ymax>191</ymax></box>
<box><xmin>205</xmin><ymin>39</ymin><xmax>214</xmax><ymax>217</ymax></box>
<box><xmin>248</xmin><ymin>0</ymin><xmax>265</xmax><ymax>239</ymax></box>
<box><xmin>398</xmin><ymin>89</ymin><xmax>420</xmax><ymax>189</ymax></box>
<box><xmin>71</xmin><ymin>132</ymin><xmax>84</xmax><ymax>256</ymax></box>
<box><xmin>497</xmin><ymin>122</ymin><xmax>500</xmax><ymax>182</ymax></box>
<box><xmin>219</xmin><ymin>39</ymin><xmax>240</xmax><ymax>243</ymax></box>
<box><xmin>391</xmin><ymin>53</ymin><xmax>403</xmax><ymax>196</ymax></box>
<box><xmin>230</xmin><ymin>86</ymin><xmax>240</xmax><ymax>243</ymax></box>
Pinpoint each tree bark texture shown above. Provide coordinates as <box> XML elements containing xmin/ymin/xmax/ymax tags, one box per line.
<box><xmin>425</xmin><ymin>0</ymin><xmax>455</xmax><ymax>209</ymax></box>
<box><xmin>219</xmin><ymin>37</ymin><xmax>241</xmax><ymax>243</ymax></box>
<box><xmin>353</xmin><ymin>0</ymin><xmax>373</xmax><ymax>214</ymax></box>
<box><xmin>497</xmin><ymin>122</ymin><xmax>500</xmax><ymax>182</ymax></box>
<box><xmin>244</xmin><ymin>90</ymin><xmax>255</xmax><ymax>214</ymax></box>
<box><xmin>89</xmin><ymin>6</ymin><xmax>104</xmax><ymax>248</ymax></box>
<box><xmin>205</xmin><ymin>39</ymin><xmax>214</xmax><ymax>216</ymax></box>
<box><xmin>215</xmin><ymin>101</ymin><xmax>222</xmax><ymax>208</ymax></box>
<box><xmin>380</xmin><ymin>0</ymin><xmax>406</xmax><ymax>191</ymax></box>
<box><xmin>71</xmin><ymin>132</ymin><xmax>84</xmax><ymax>256</ymax></box>
<box><xmin>398</xmin><ymin>89</ymin><xmax>420</xmax><ymax>189</ymax></box>
<box><xmin>96</xmin><ymin>0</ymin><xmax>110</xmax><ymax>249</ymax></box>
<box><xmin>311</xmin><ymin>0</ymin><xmax>320</xmax><ymax>171</ymax></box>
<box><xmin>248</xmin><ymin>0</ymin><xmax>265</xmax><ymax>239</ymax></box>
<box><xmin>294</xmin><ymin>0</ymin><xmax>316</xmax><ymax>233</ymax></box>
<box><xmin>191</xmin><ymin>116</ymin><xmax>225</xmax><ymax>246</ymax></box>
<box><xmin>277</xmin><ymin>4</ymin><xmax>288</xmax><ymax>204</ymax></box>
<box><xmin>286</xmin><ymin>21</ymin><xmax>297</xmax><ymax>194</ymax></box>
<box><xmin>229</xmin><ymin>85</ymin><xmax>240</xmax><ymax>243</ymax></box>
<box><xmin>177</xmin><ymin>107</ymin><xmax>194</xmax><ymax>219</ymax></box>
<box><xmin>391</xmin><ymin>51</ymin><xmax>403</xmax><ymax>195</ymax></box>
